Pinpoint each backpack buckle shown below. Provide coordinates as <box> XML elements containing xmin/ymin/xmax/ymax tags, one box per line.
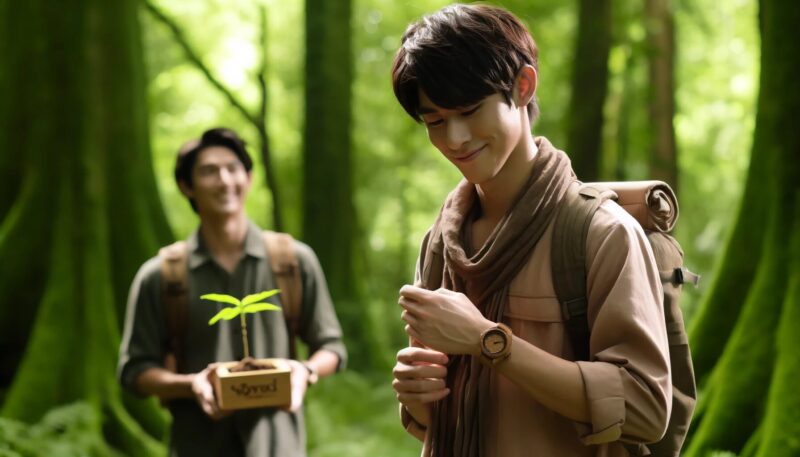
<box><xmin>562</xmin><ymin>297</ymin><xmax>588</xmax><ymax>320</ymax></box>
<box><xmin>674</xmin><ymin>267</ymin><xmax>684</xmax><ymax>284</ymax></box>
<box><xmin>672</xmin><ymin>267</ymin><xmax>701</xmax><ymax>286</ymax></box>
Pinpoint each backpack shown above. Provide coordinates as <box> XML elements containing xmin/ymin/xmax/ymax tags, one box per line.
<box><xmin>551</xmin><ymin>181</ymin><xmax>698</xmax><ymax>457</ymax></box>
<box><xmin>158</xmin><ymin>230</ymin><xmax>303</xmax><ymax>372</ymax></box>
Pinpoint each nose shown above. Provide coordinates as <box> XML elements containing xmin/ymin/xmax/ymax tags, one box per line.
<box><xmin>445</xmin><ymin>117</ymin><xmax>471</xmax><ymax>151</ymax></box>
<box><xmin>219</xmin><ymin>168</ymin><xmax>234</xmax><ymax>185</ymax></box>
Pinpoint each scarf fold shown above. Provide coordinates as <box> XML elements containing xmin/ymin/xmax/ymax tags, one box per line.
<box><xmin>421</xmin><ymin>137</ymin><xmax>575</xmax><ymax>457</ymax></box>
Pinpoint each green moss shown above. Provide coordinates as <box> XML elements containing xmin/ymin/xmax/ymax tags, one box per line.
<box><xmin>685</xmin><ymin>218</ymin><xmax>788</xmax><ymax>457</ymax></box>
<box><xmin>753</xmin><ymin>208</ymin><xmax>800</xmax><ymax>456</ymax></box>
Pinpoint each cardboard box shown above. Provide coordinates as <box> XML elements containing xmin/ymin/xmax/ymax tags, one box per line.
<box><xmin>214</xmin><ymin>358</ymin><xmax>291</xmax><ymax>410</ymax></box>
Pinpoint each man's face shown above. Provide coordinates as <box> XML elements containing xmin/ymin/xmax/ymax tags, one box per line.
<box><xmin>185</xmin><ymin>146</ymin><xmax>251</xmax><ymax>217</ymax></box>
<box><xmin>418</xmin><ymin>90</ymin><xmax>525</xmax><ymax>185</ymax></box>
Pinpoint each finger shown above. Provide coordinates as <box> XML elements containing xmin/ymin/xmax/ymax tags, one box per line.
<box><xmin>393</xmin><ymin>377</ymin><xmax>447</xmax><ymax>393</ymax></box>
<box><xmin>200</xmin><ymin>394</ymin><xmax>218</xmax><ymax>418</ymax></box>
<box><xmin>401</xmin><ymin>310</ymin><xmax>418</xmax><ymax>326</ymax></box>
<box><xmin>397</xmin><ymin>347</ymin><xmax>449</xmax><ymax>365</ymax></box>
<box><xmin>400</xmin><ymin>284</ymin><xmax>434</xmax><ymax>301</ymax></box>
<box><xmin>289</xmin><ymin>387</ymin><xmax>304</xmax><ymax>412</ymax></box>
<box><xmin>397</xmin><ymin>388</ymin><xmax>450</xmax><ymax>405</ymax></box>
<box><xmin>202</xmin><ymin>386</ymin><xmax>221</xmax><ymax>417</ymax></box>
<box><xmin>398</xmin><ymin>296</ymin><xmax>423</xmax><ymax>312</ymax></box>
<box><xmin>393</xmin><ymin>362</ymin><xmax>448</xmax><ymax>380</ymax></box>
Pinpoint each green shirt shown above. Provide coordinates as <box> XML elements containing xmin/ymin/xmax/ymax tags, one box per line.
<box><xmin>118</xmin><ymin>220</ymin><xmax>347</xmax><ymax>456</ymax></box>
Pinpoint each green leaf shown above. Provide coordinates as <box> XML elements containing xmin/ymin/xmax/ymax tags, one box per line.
<box><xmin>208</xmin><ymin>306</ymin><xmax>241</xmax><ymax>325</ymax></box>
<box><xmin>200</xmin><ymin>293</ymin><xmax>240</xmax><ymax>307</ymax></box>
<box><xmin>243</xmin><ymin>302</ymin><xmax>282</xmax><ymax>314</ymax></box>
<box><xmin>242</xmin><ymin>289</ymin><xmax>281</xmax><ymax>306</ymax></box>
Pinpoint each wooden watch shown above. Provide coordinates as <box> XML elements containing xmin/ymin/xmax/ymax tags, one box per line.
<box><xmin>479</xmin><ymin>322</ymin><xmax>512</xmax><ymax>364</ymax></box>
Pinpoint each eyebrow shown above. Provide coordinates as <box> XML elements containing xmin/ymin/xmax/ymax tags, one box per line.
<box><xmin>196</xmin><ymin>160</ymin><xmax>241</xmax><ymax>169</ymax></box>
<box><xmin>417</xmin><ymin>105</ymin><xmax>439</xmax><ymax>116</ymax></box>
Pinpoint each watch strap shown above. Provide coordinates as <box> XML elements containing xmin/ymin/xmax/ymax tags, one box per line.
<box><xmin>301</xmin><ymin>361</ymin><xmax>319</xmax><ymax>386</ymax></box>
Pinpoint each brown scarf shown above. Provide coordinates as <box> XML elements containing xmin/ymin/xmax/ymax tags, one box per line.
<box><xmin>420</xmin><ymin>137</ymin><xmax>574</xmax><ymax>457</ymax></box>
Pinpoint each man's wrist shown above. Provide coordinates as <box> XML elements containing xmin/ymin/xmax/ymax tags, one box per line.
<box><xmin>301</xmin><ymin>361</ymin><xmax>319</xmax><ymax>386</ymax></box>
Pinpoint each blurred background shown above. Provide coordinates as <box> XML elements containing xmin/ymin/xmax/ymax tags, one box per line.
<box><xmin>1</xmin><ymin>0</ymin><xmax>798</xmax><ymax>455</ymax></box>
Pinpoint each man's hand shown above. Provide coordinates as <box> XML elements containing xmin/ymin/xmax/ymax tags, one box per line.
<box><xmin>283</xmin><ymin>359</ymin><xmax>310</xmax><ymax>413</ymax></box>
<box><xmin>191</xmin><ymin>363</ymin><xmax>231</xmax><ymax>420</ymax></box>
<box><xmin>399</xmin><ymin>285</ymin><xmax>493</xmax><ymax>355</ymax></box>
<box><xmin>392</xmin><ymin>346</ymin><xmax>450</xmax><ymax>427</ymax></box>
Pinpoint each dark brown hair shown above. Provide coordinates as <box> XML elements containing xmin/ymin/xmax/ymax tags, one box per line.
<box><xmin>391</xmin><ymin>4</ymin><xmax>540</xmax><ymax>123</ymax></box>
<box><xmin>174</xmin><ymin>127</ymin><xmax>253</xmax><ymax>212</ymax></box>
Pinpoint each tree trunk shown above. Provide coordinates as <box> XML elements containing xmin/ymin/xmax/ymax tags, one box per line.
<box><xmin>0</xmin><ymin>0</ymin><xmax>171</xmax><ymax>454</ymax></box>
<box><xmin>684</xmin><ymin>0</ymin><xmax>800</xmax><ymax>455</ymax></box>
<box><xmin>304</xmin><ymin>0</ymin><xmax>372</xmax><ymax>367</ymax></box>
<box><xmin>646</xmin><ymin>0</ymin><xmax>679</xmax><ymax>193</ymax></box>
<box><xmin>565</xmin><ymin>0</ymin><xmax>612</xmax><ymax>182</ymax></box>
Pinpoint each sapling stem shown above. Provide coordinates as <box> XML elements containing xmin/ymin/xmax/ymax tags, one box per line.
<box><xmin>241</xmin><ymin>313</ymin><xmax>250</xmax><ymax>359</ymax></box>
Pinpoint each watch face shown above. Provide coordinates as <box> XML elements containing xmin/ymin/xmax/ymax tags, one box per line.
<box><xmin>483</xmin><ymin>330</ymin><xmax>507</xmax><ymax>355</ymax></box>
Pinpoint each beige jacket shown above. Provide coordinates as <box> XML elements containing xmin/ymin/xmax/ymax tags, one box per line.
<box><xmin>408</xmin><ymin>200</ymin><xmax>672</xmax><ymax>456</ymax></box>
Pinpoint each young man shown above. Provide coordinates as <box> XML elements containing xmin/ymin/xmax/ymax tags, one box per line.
<box><xmin>390</xmin><ymin>5</ymin><xmax>671</xmax><ymax>456</ymax></box>
<box><xmin>118</xmin><ymin>128</ymin><xmax>346</xmax><ymax>456</ymax></box>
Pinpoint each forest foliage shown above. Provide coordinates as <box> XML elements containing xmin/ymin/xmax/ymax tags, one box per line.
<box><xmin>0</xmin><ymin>0</ymin><xmax>762</xmax><ymax>455</ymax></box>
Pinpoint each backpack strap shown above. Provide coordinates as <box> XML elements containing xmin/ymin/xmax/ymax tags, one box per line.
<box><xmin>262</xmin><ymin>231</ymin><xmax>303</xmax><ymax>359</ymax></box>
<box><xmin>551</xmin><ymin>183</ymin><xmax>616</xmax><ymax>361</ymax></box>
<box><xmin>159</xmin><ymin>241</ymin><xmax>189</xmax><ymax>372</ymax></box>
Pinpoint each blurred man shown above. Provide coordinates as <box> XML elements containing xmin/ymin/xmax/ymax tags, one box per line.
<box><xmin>119</xmin><ymin>127</ymin><xmax>346</xmax><ymax>456</ymax></box>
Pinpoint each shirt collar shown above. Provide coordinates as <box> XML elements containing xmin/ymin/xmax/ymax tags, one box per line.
<box><xmin>187</xmin><ymin>219</ymin><xmax>266</xmax><ymax>270</ymax></box>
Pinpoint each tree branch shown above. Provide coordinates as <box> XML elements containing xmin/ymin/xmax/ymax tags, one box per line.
<box><xmin>255</xmin><ymin>4</ymin><xmax>283</xmax><ymax>230</ymax></box>
<box><xmin>143</xmin><ymin>0</ymin><xmax>284</xmax><ymax>230</ymax></box>
<box><xmin>143</xmin><ymin>1</ymin><xmax>260</xmax><ymax>127</ymax></box>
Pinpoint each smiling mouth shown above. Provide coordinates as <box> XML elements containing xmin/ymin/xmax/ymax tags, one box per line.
<box><xmin>217</xmin><ymin>192</ymin><xmax>238</xmax><ymax>202</ymax></box>
<box><xmin>452</xmin><ymin>145</ymin><xmax>485</xmax><ymax>163</ymax></box>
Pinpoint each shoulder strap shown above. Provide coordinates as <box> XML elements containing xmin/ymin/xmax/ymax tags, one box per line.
<box><xmin>262</xmin><ymin>231</ymin><xmax>303</xmax><ymax>359</ymax></box>
<box><xmin>551</xmin><ymin>183</ymin><xmax>614</xmax><ymax>361</ymax></box>
<box><xmin>159</xmin><ymin>241</ymin><xmax>189</xmax><ymax>372</ymax></box>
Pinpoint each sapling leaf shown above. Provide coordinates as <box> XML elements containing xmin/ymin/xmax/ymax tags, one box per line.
<box><xmin>243</xmin><ymin>303</ymin><xmax>282</xmax><ymax>314</ymax></box>
<box><xmin>203</xmin><ymin>290</ymin><xmax>284</xmax><ymax>359</ymax></box>
<box><xmin>242</xmin><ymin>289</ymin><xmax>280</xmax><ymax>306</ymax></box>
<box><xmin>200</xmin><ymin>293</ymin><xmax>241</xmax><ymax>307</ymax></box>
<box><xmin>208</xmin><ymin>307</ymin><xmax>241</xmax><ymax>325</ymax></box>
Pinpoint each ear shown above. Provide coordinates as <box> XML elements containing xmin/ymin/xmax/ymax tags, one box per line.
<box><xmin>178</xmin><ymin>180</ymin><xmax>194</xmax><ymax>199</ymax></box>
<box><xmin>512</xmin><ymin>65</ymin><xmax>538</xmax><ymax>108</ymax></box>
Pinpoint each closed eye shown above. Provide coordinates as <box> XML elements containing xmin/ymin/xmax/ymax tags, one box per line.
<box><xmin>461</xmin><ymin>104</ymin><xmax>482</xmax><ymax>116</ymax></box>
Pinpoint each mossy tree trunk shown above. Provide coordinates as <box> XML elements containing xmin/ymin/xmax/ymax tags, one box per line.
<box><xmin>303</xmin><ymin>0</ymin><xmax>356</xmax><ymax>300</ymax></box>
<box><xmin>0</xmin><ymin>0</ymin><xmax>172</xmax><ymax>454</ymax></box>
<box><xmin>303</xmin><ymin>0</ymin><xmax>371</xmax><ymax>368</ymax></box>
<box><xmin>565</xmin><ymin>0</ymin><xmax>612</xmax><ymax>181</ymax></box>
<box><xmin>684</xmin><ymin>0</ymin><xmax>800</xmax><ymax>455</ymax></box>
<box><xmin>645</xmin><ymin>0</ymin><xmax>679</xmax><ymax>193</ymax></box>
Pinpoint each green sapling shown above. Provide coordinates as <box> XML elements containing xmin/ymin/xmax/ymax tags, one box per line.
<box><xmin>202</xmin><ymin>289</ymin><xmax>281</xmax><ymax>360</ymax></box>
